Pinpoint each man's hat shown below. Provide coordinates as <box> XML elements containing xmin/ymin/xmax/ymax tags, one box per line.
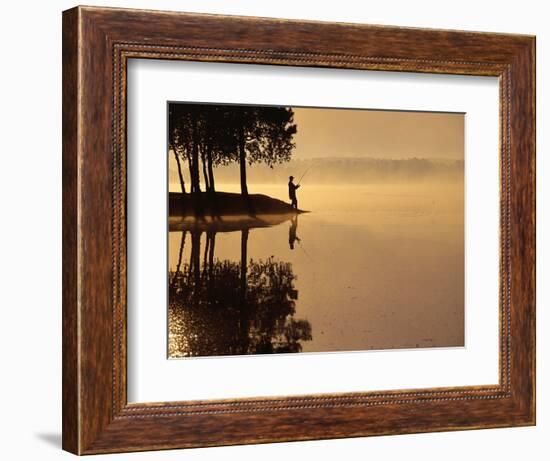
<box><xmin>289</xmin><ymin>176</ymin><xmax>294</xmax><ymax>180</ymax></box>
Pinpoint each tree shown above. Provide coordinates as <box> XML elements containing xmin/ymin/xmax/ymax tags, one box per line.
<box><xmin>231</xmin><ymin>106</ymin><xmax>297</xmax><ymax>196</ymax></box>
<box><xmin>198</xmin><ymin>105</ymin><xmax>240</xmax><ymax>193</ymax></box>
<box><xmin>169</xmin><ymin>105</ymin><xmax>202</xmax><ymax>193</ymax></box>
<box><xmin>168</xmin><ymin>107</ymin><xmax>186</xmax><ymax>194</ymax></box>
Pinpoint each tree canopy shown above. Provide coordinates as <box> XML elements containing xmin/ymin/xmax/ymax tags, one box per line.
<box><xmin>168</xmin><ymin>103</ymin><xmax>297</xmax><ymax>196</ymax></box>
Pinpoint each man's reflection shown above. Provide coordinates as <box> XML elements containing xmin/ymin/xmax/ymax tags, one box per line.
<box><xmin>289</xmin><ymin>215</ymin><xmax>301</xmax><ymax>250</ymax></box>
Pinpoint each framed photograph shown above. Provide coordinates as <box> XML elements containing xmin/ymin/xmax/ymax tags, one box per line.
<box><xmin>62</xmin><ymin>6</ymin><xmax>535</xmax><ymax>455</ymax></box>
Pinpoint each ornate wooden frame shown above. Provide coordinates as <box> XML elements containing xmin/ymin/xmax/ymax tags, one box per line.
<box><xmin>62</xmin><ymin>5</ymin><xmax>535</xmax><ymax>455</ymax></box>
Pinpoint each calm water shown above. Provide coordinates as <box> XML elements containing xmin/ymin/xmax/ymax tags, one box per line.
<box><xmin>168</xmin><ymin>182</ymin><xmax>464</xmax><ymax>358</ymax></box>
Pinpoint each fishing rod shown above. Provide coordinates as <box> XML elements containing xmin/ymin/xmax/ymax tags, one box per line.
<box><xmin>297</xmin><ymin>165</ymin><xmax>313</xmax><ymax>185</ymax></box>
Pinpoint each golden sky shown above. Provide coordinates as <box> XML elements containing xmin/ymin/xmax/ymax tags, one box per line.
<box><xmin>293</xmin><ymin>107</ymin><xmax>464</xmax><ymax>160</ymax></box>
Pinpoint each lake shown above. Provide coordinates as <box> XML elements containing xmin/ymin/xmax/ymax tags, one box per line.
<box><xmin>168</xmin><ymin>182</ymin><xmax>464</xmax><ymax>358</ymax></box>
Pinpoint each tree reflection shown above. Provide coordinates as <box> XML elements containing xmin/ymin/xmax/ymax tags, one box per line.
<box><xmin>169</xmin><ymin>229</ymin><xmax>312</xmax><ymax>358</ymax></box>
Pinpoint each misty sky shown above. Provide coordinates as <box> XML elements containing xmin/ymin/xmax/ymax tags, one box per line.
<box><xmin>293</xmin><ymin>107</ymin><xmax>464</xmax><ymax>160</ymax></box>
<box><xmin>168</xmin><ymin>105</ymin><xmax>465</xmax><ymax>188</ymax></box>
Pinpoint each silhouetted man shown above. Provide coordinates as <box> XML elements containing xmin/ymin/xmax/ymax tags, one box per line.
<box><xmin>288</xmin><ymin>176</ymin><xmax>300</xmax><ymax>210</ymax></box>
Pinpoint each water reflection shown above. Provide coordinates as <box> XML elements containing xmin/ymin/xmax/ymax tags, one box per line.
<box><xmin>168</xmin><ymin>183</ymin><xmax>465</xmax><ymax>356</ymax></box>
<box><xmin>288</xmin><ymin>215</ymin><xmax>301</xmax><ymax>250</ymax></box>
<box><xmin>168</xmin><ymin>215</ymin><xmax>312</xmax><ymax>358</ymax></box>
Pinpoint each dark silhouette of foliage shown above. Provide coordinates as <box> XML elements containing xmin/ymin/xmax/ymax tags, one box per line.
<box><xmin>168</xmin><ymin>103</ymin><xmax>297</xmax><ymax>198</ymax></box>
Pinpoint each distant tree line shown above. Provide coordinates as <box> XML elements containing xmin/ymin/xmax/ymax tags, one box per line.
<box><xmin>168</xmin><ymin>104</ymin><xmax>297</xmax><ymax>196</ymax></box>
<box><xmin>188</xmin><ymin>157</ymin><xmax>465</xmax><ymax>185</ymax></box>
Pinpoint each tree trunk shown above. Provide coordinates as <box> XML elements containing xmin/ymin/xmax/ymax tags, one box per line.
<box><xmin>191</xmin><ymin>121</ymin><xmax>201</xmax><ymax>193</ymax></box>
<box><xmin>238</xmin><ymin>129</ymin><xmax>248</xmax><ymax>196</ymax></box>
<box><xmin>173</xmin><ymin>149</ymin><xmax>186</xmax><ymax>194</ymax></box>
<box><xmin>186</xmin><ymin>151</ymin><xmax>194</xmax><ymax>192</ymax></box>
<box><xmin>192</xmin><ymin>149</ymin><xmax>201</xmax><ymax>193</ymax></box>
<box><xmin>207</xmin><ymin>150</ymin><xmax>216</xmax><ymax>193</ymax></box>
<box><xmin>200</xmin><ymin>146</ymin><xmax>210</xmax><ymax>191</ymax></box>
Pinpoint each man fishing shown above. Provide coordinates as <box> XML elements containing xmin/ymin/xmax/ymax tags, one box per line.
<box><xmin>288</xmin><ymin>175</ymin><xmax>300</xmax><ymax>210</ymax></box>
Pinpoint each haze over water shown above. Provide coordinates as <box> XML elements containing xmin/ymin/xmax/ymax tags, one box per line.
<box><xmin>169</xmin><ymin>179</ymin><xmax>464</xmax><ymax>354</ymax></box>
